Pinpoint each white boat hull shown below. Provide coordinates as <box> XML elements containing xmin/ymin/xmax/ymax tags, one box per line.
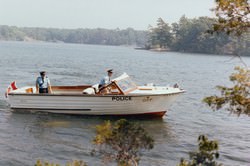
<box><xmin>8</xmin><ymin>93</ymin><xmax>181</xmax><ymax>117</ymax></box>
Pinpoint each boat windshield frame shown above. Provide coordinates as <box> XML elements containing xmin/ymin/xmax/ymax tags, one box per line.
<box><xmin>114</xmin><ymin>76</ymin><xmax>137</xmax><ymax>95</ymax></box>
<box><xmin>98</xmin><ymin>73</ymin><xmax>138</xmax><ymax>95</ymax></box>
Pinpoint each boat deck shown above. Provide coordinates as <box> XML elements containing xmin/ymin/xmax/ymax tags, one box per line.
<box><xmin>22</xmin><ymin>85</ymin><xmax>91</xmax><ymax>94</ymax></box>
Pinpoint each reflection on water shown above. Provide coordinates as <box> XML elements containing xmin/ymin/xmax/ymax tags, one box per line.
<box><xmin>3</xmin><ymin>111</ymin><xmax>174</xmax><ymax>166</ymax></box>
<box><xmin>0</xmin><ymin>42</ymin><xmax>250</xmax><ymax>166</ymax></box>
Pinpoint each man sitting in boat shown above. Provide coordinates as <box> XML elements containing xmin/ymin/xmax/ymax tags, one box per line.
<box><xmin>99</xmin><ymin>69</ymin><xmax>113</xmax><ymax>88</ymax></box>
<box><xmin>36</xmin><ymin>71</ymin><xmax>53</xmax><ymax>94</ymax></box>
<box><xmin>98</xmin><ymin>69</ymin><xmax>113</xmax><ymax>94</ymax></box>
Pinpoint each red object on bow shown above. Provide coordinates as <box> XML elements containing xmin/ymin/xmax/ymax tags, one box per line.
<box><xmin>11</xmin><ymin>81</ymin><xmax>17</xmax><ymax>90</ymax></box>
<box><xmin>5</xmin><ymin>81</ymin><xmax>18</xmax><ymax>98</ymax></box>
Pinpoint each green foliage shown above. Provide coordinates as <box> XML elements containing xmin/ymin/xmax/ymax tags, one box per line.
<box><xmin>147</xmin><ymin>16</ymin><xmax>249</xmax><ymax>56</ymax></box>
<box><xmin>203</xmin><ymin>66</ymin><xmax>250</xmax><ymax>116</ymax></box>
<box><xmin>148</xmin><ymin>18</ymin><xmax>173</xmax><ymax>49</ymax></box>
<box><xmin>35</xmin><ymin>160</ymin><xmax>60</xmax><ymax>166</ymax></box>
<box><xmin>177</xmin><ymin>135</ymin><xmax>223</xmax><ymax>166</ymax></box>
<box><xmin>172</xmin><ymin>16</ymin><xmax>230</xmax><ymax>54</ymax></box>
<box><xmin>92</xmin><ymin>119</ymin><xmax>154</xmax><ymax>166</ymax></box>
<box><xmin>211</xmin><ymin>0</ymin><xmax>250</xmax><ymax>36</ymax></box>
<box><xmin>93</xmin><ymin>120</ymin><xmax>112</xmax><ymax>145</ymax></box>
<box><xmin>35</xmin><ymin>160</ymin><xmax>87</xmax><ymax>166</ymax></box>
<box><xmin>234</xmin><ymin>32</ymin><xmax>250</xmax><ymax>56</ymax></box>
<box><xmin>66</xmin><ymin>160</ymin><xmax>87</xmax><ymax>166</ymax></box>
<box><xmin>0</xmin><ymin>25</ymin><xmax>25</xmax><ymax>41</ymax></box>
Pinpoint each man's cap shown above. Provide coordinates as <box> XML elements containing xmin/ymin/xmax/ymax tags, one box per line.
<box><xmin>107</xmin><ymin>69</ymin><xmax>113</xmax><ymax>73</ymax></box>
<box><xmin>40</xmin><ymin>71</ymin><xmax>46</xmax><ymax>75</ymax></box>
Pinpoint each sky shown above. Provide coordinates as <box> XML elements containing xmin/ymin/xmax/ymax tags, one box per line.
<box><xmin>0</xmin><ymin>0</ymin><xmax>215</xmax><ymax>30</ymax></box>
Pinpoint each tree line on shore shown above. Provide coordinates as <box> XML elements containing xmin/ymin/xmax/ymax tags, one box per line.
<box><xmin>147</xmin><ymin>16</ymin><xmax>249</xmax><ymax>56</ymax></box>
<box><xmin>0</xmin><ymin>26</ymin><xmax>147</xmax><ymax>46</ymax></box>
<box><xmin>0</xmin><ymin>16</ymin><xmax>249</xmax><ymax>56</ymax></box>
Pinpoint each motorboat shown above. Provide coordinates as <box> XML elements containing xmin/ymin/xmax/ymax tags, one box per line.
<box><xmin>5</xmin><ymin>73</ymin><xmax>185</xmax><ymax>117</ymax></box>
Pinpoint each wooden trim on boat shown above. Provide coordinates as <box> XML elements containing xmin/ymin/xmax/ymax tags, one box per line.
<box><xmin>25</xmin><ymin>88</ymin><xmax>34</xmax><ymax>93</ymax></box>
<box><xmin>138</xmin><ymin>88</ymin><xmax>153</xmax><ymax>90</ymax></box>
<box><xmin>113</xmin><ymin>80</ymin><xmax>138</xmax><ymax>95</ymax></box>
<box><xmin>51</xmin><ymin>85</ymin><xmax>91</xmax><ymax>91</ymax></box>
<box><xmin>112</xmin><ymin>81</ymin><xmax>125</xmax><ymax>95</ymax></box>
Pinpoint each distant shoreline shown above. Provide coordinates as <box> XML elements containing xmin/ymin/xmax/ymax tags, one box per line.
<box><xmin>1</xmin><ymin>24</ymin><xmax>249</xmax><ymax>56</ymax></box>
<box><xmin>0</xmin><ymin>40</ymin><xmax>240</xmax><ymax>56</ymax></box>
<box><xmin>135</xmin><ymin>47</ymin><xmax>171</xmax><ymax>52</ymax></box>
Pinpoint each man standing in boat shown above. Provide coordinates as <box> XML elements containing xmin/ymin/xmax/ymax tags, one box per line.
<box><xmin>36</xmin><ymin>71</ymin><xmax>53</xmax><ymax>94</ymax></box>
<box><xmin>99</xmin><ymin>69</ymin><xmax>113</xmax><ymax>89</ymax></box>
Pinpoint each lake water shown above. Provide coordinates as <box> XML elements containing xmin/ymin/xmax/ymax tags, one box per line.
<box><xmin>0</xmin><ymin>41</ymin><xmax>249</xmax><ymax>166</ymax></box>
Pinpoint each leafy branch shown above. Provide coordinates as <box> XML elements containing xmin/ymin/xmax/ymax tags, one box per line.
<box><xmin>203</xmin><ymin>66</ymin><xmax>250</xmax><ymax>116</ymax></box>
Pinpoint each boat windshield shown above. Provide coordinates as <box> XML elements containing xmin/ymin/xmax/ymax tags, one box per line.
<box><xmin>97</xmin><ymin>73</ymin><xmax>137</xmax><ymax>95</ymax></box>
<box><xmin>112</xmin><ymin>73</ymin><xmax>138</xmax><ymax>95</ymax></box>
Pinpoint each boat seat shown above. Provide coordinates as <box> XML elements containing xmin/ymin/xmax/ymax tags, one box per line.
<box><xmin>92</xmin><ymin>84</ymin><xmax>99</xmax><ymax>93</ymax></box>
<box><xmin>25</xmin><ymin>88</ymin><xmax>33</xmax><ymax>93</ymax></box>
<box><xmin>82</xmin><ymin>87</ymin><xmax>95</xmax><ymax>95</ymax></box>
